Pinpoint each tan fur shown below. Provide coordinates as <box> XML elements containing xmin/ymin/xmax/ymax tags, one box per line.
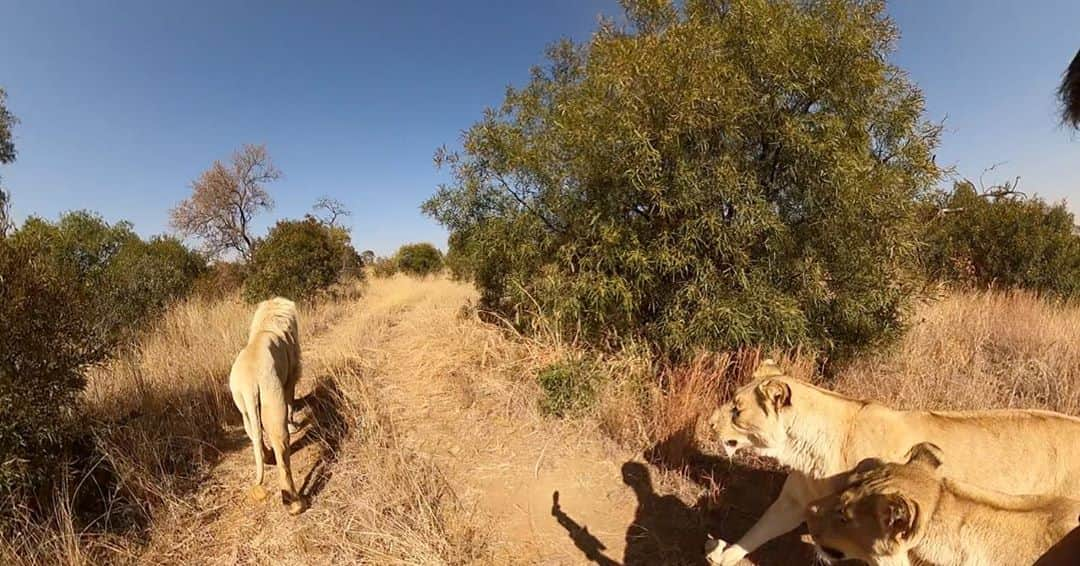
<box><xmin>229</xmin><ymin>297</ymin><xmax>305</xmax><ymax>515</ymax></box>
<box><xmin>806</xmin><ymin>443</ymin><xmax>1080</xmax><ymax>566</ymax></box>
<box><xmin>705</xmin><ymin>360</ymin><xmax>1080</xmax><ymax>565</ymax></box>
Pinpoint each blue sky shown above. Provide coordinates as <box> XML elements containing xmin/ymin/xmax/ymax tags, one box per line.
<box><xmin>1</xmin><ymin>1</ymin><xmax>1077</xmax><ymax>255</ymax></box>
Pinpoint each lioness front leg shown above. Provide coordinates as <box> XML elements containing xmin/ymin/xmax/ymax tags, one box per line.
<box><xmin>707</xmin><ymin>475</ymin><xmax>809</xmax><ymax>565</ymax></box>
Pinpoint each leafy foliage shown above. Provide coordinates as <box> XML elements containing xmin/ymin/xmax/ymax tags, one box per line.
<box><xmin>0</xmin><ymin>88</ymin><xmax>17</xmax><ymax>235</ymax></box>
<box><xmin>371</xmin><ymin>256</ymin><xmax>398</xmax><ymax>278</ymax></box>
<box><xmin>244</xmin><ymin>217</ymin><xmax>349</xmax><ymax>302</ymax></box>
<box><xmin>0</xmin><ymin>234</ymin><xmax>103</xmax><ymax>506</ymax></box>
<box><xmin>394</xmin><ymin>243</ymin><xmax>443</xmax><ymax>277</ymax></box>
<box><xmin>922</xmin><ymin>181</ymin><xmax>1080</xmax><ymax>295</ymax></box>
<box><xmin>9</xmin><ymin>211</ymin><xmax>206</xmax><ymax>345</ymax></box>
<box><xmin>193</xmin><ymin>260</ymin><xmax>248</xmax><ymax>299</ymax></box>
<box><xmin>536</xmin><ymin>359</ymin><xmax>598</xmax><ymax>417</ymax></box>
<box><xmin>424</xmin><ymin>0</ymin><xmax>940</xmax><ymax>359</ymax></box>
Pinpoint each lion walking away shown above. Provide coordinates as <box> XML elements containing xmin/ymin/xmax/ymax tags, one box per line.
<box><xmin>230</xmin><ymin>297</ymin><xmax>306</xmax><ymax>515</ymax></box>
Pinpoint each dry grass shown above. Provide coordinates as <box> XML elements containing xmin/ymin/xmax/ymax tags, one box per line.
<box><xmin>592</xmin><ymin>289</ymin><xmax>1080</xmax><ymax>467</ymax></box>
<box><xmin>7</xmin><ymin>276</ymin><xmax>1079</xmax><ymax>565</ymax></box>
<box><xmin>833</xmin><ymin>290</ymin><xmax>1080</xmax><ymax>414</ymax></box>
<box><xmin>1</xmin><ymin>279</ymin><xmax>490</xmax><ymax>565</ymax></box>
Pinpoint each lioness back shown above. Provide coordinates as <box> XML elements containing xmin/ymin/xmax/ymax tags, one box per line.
<box><xmin>853</xmin><ymin>408</ymin><xmax>1080</xmax><ymax>497</ymax></box>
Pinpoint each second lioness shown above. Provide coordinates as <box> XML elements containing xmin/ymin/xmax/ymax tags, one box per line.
<box><xmin>805</xmin><ymin>443</ymin><xmax>1080</xmax><ymax>566</ymax></box>
<box><xmin>705</xmin><ymin>360</ymin><xmax>1080</xmax><ymax>565</ymax></box>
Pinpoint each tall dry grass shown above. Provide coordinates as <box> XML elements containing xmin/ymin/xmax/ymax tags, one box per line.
<box><xmin>590</xmin><ymin>290</ymin><xmax>1080</xmax><ymax>466</ymax></box>
<box><xmin>833</xmin><ymin>290</ymin><xmax>1080</xmax><ymax>414</ymax></box>
<box><xmin>2</xmin><ymin>279</ymin><xmax>491</xmax><ymax>565</ymax></box>
<box><xmin>7</xmin><ymin>274</ymin><xmax>1079</xmax><ymax>565</ymax></box>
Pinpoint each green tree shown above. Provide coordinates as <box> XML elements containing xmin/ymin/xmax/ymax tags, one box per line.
<box><xmin>394</xmin><ymin>242</ymin><xmax>443</xmax><ymax>277</ymax></box>
<box><xmin>922</xmin><ymin>181</ymin><xmax>1080</xmax><ymax>295</ymax></box>
<box><xmin>244</xmin><ymin>217</ymin><xmax>347</xmax><ymax>302</ymax></box>
<box><xmin>9</xmin><ymin>212</ymin><xmax>206</xmax><ymax>344</ymax></box>
<box><xmin>0</xmin><ymin>234</ymin><xmax>102</xmax><ymax>505</ymax></box>
<box><xmin>424</xmin><ymin>0</ymin><xmax>940</xmax><ymax>359</ymax></box>
<box><xmin>0</xmin><ymin>88</ymin><xmax>18</xmax><ymax>235</ymax></box>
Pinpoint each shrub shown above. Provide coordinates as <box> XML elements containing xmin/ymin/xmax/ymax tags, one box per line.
<box><xmin>8</xmin><ymin>211</ymin><xmax>206</xmax><ymax>344</ymax></box>
<box><xmin>921</xmin><ymin>181</ymin><xmax>1080</xmax><ymax>296</ymax></box>
<box><xmin>394</xmin><ymin>243</ymin><xmax>443</xmax><ymax>277</ymax></box>
<box><xmin>103</xmin><ymin>236</ymin><xmax>207</xmax><ymax>329</ymax></box>
<box><xmin>0</xmin><ymin>236</ymin><xmax>102</xmax><ymax>508</ymax></box>
<box><xmin>371</xmin><ymin>256</ymin><xmax>397</xmax><ymax>278</ymax></box>
<box><xmin>424</xmin><ymin>0</ymin><xmax>940</xmax><ymax>360</ymax></box>
<box><xmin>536</xmin><ymin>359</ymin><xmax>598</xmax><ymax>417</ymax></box>
<box><xmin>244</xmin><ymin>217</ymin><xmax>347</xmax><ymax>302</ymax></box>
<box><xmin>193</xmin><ymin>260</ymin><xmax>247</xmax><ymax>299</ymax></box>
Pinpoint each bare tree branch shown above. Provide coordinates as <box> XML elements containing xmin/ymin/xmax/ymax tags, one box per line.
<box><xmin>170</xmin><ymin>144</ymin><xmax>280</xmax><ymax>260</ymax></box>
<box><xmin>312</xmin><ymin>196</ymin><xmax>351</xmax><ymax>229</ymax></box>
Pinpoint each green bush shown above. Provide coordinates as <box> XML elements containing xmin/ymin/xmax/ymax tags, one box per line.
<box><xmin>0</xmin><ymin>235</ymin><xmax>103</xmax><ymax>505</ymax></box>
<box><xmin>536</xmin><ymin>359</ymin><xmax>598</xmax><ymax>417</ymax></box>
<box><xmin>922</xmin><ymin>181</ymin><xmax>1080</xmax><ymax>295</ymax></box>
<box><xmin>244</xmin><ymin>217</ymin><xmax>348</xmax><ymax>302</ymax></box>
<box><xmin>8</xmin><ymin>211</ymin><xmax>206</xmax><ymax>344</ymax></box>
<box><xmin>371</xmin><ymin>256</ymin><xmax>397</xmax><ymax>278</ymax></box>
<box><xmin>394</xmin><ymin>242</ymin><xmax>443</xmax><ymax>277</ymax></box>
<box><xmin>193</xmin><ymin>260</ymin><xmax>247</xmax><ymax>299</ymax></box>
<box><xmin>424</xmin><ymin>0</ymin><xmax>940</xmax><ymax>360</ymax></box>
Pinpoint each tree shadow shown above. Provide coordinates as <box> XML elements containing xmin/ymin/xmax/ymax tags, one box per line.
<box><xmin>644</xmin><ymin>431</ymin><xmax>817</xmax><ymax>566</ymax></box>
<box><xmin>1035</xmin><ymin>524</ymin><xmax>1080</xmax><ymax>565</ymax></box>
<box><xmin>293</xmin><ymin>376</ymin><xmax>348</xmax><ymax>502</ymax></box>
<box><xmin>551</xmin><ymin>491</ymin><xmax>621</xmax><ymax>566</ymax></box>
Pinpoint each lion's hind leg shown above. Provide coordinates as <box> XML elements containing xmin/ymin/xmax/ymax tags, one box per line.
<box><xmin>236</xmin><ymin>389</ymin><xmax>268</xmax><ymax>501</ymax></box>
<box><xmin>263</xmin><ymin>390</ymin><xmax>306</xmax><ymax>515</ymax></box>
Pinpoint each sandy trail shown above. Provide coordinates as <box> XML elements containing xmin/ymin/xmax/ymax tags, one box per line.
<box><xmin>139</xmin><ymin>277</ymin><xmax>802</xmax><ymax>565</ymax></box>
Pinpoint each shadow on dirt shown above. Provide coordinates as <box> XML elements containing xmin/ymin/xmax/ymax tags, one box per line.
<box><xmin>554</xmin><ymin>427</ymin><xmax>817</xmax><ymax>566</ymax></box>
<box><xmin>294</xmin><ymin>375</ymin><xmax>348</xmax><ymax>502</ymax></box>
<box><xmin>551</xmin><ymin>491</ymin><xmax>621</xmax><ymax>566</ymax></box>
<box><xmin>644</xmin><ymin>431</ymin><xmax>817</xmax><ymax>566</ymax></box>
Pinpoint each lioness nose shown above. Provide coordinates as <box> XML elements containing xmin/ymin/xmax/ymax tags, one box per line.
<box><xmin>725</xmin><ymin>440</ymin><xmax>738</xmax><ymax>448</ymax></box>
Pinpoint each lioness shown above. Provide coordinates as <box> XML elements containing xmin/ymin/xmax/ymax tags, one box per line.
<box><xmin>230</xmin><ymin>297</ymin><xmax>305</xmax><ymax>515</ymax></box>
<box><xmin>705</xmin><ymin>359</ymin><xmax>1080</xmax><ymax>565</ymax></box>
<box><xmin>805</xmin><ymin>443</ymin><xmax>1080</xmax><ymax>566</ymax></box>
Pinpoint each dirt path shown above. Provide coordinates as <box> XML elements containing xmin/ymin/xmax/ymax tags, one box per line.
<box><xmin>140</xmin><ymin>277</ymin><xmax>806</xmax><ymax>565</ymax></box>
<box><xmin>365</xmin><ymin>282</ymin><xmax>641</xmax><ymax>564</ymax></box>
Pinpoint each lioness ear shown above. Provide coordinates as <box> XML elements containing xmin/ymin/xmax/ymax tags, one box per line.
<box><xmin>855</xmin><ymin>457</ymin><xmax>885</xmax><ymax>474</ymax></box>
<box><xmin>753</xmin><ymin>358</ymin><xmax>784</xmax><ymax>378</ymax></box>
<box><xmin>757</xmin><ymin>379</ymin><xmax>791</xmax><ymax>411</ymax></box>
<box><xmin>878</xmin><ymin>493</ymin><xmax>918</xmax><ymax>541</ymax></box>
<box><xmin>905</xmin><ymin>442</ymin><xmax>943</xmax><ymax>471</ymax></box>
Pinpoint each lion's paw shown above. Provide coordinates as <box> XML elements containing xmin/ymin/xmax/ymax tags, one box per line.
<box><xmin>249</xmin><ymin>485</ymin><xmax>269</xmax><ymax>502</ymax></box>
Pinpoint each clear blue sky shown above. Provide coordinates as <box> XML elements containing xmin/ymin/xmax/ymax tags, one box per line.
<box><xmin>1</xmin><ymin>1</ymin><xmax>1077</xmax><ymax>255</ymax></box>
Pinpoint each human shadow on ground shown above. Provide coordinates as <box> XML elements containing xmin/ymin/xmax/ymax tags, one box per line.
<box><xmin>641</xmin><ymin>431</ymin><xmax>817</xmax><ymax>566</ymax></box>
<box><xmin>293</xmin><ymin>376</ymin><xmax>348</xmax><ymax>502</ymax></box>
<box><xmin>621</xmin><ymin>461</ymin><xmax>711</xmax><ymax>566</ymax></box>
<box><xmin>551</xmin><ymin>491</ymin><xmax>621</xmax><ymax>566</ymax></box>
<box><xmin>1035</xmin><ymin>524</ymin><xmax>1080</xmax><ymax>565</ymax></box>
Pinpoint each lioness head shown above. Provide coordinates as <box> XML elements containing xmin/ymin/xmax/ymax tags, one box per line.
<box><xmin>805</xmin><ymin>442</ymin><xmax>944</xmax><ymax>564</ymax></box>
<box><xmin>706</xmin><ymin>359</ymin><xmax>792</xmax><ymax>459</ymax></box>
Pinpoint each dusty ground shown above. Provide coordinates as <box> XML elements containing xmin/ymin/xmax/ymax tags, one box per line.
<box><xmin>135</xmin><ymin>277</ymin><xmax>813</xmax><ymax>565</ymax></box>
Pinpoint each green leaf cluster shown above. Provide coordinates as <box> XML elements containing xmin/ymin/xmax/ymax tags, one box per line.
<box><xmin>424</xmin><ymin>0</ymin><xmax>940</xmax><ymax>359</ymax></box>
<box><xmin>244</xmin><ymin>217</ymin><xmax>350</xmax><ymax>302</ymax></box>
<box><xmin>921</xmin><ymin>182</ymin><xmax>1080</xmax><ymax>296</ymax></box>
